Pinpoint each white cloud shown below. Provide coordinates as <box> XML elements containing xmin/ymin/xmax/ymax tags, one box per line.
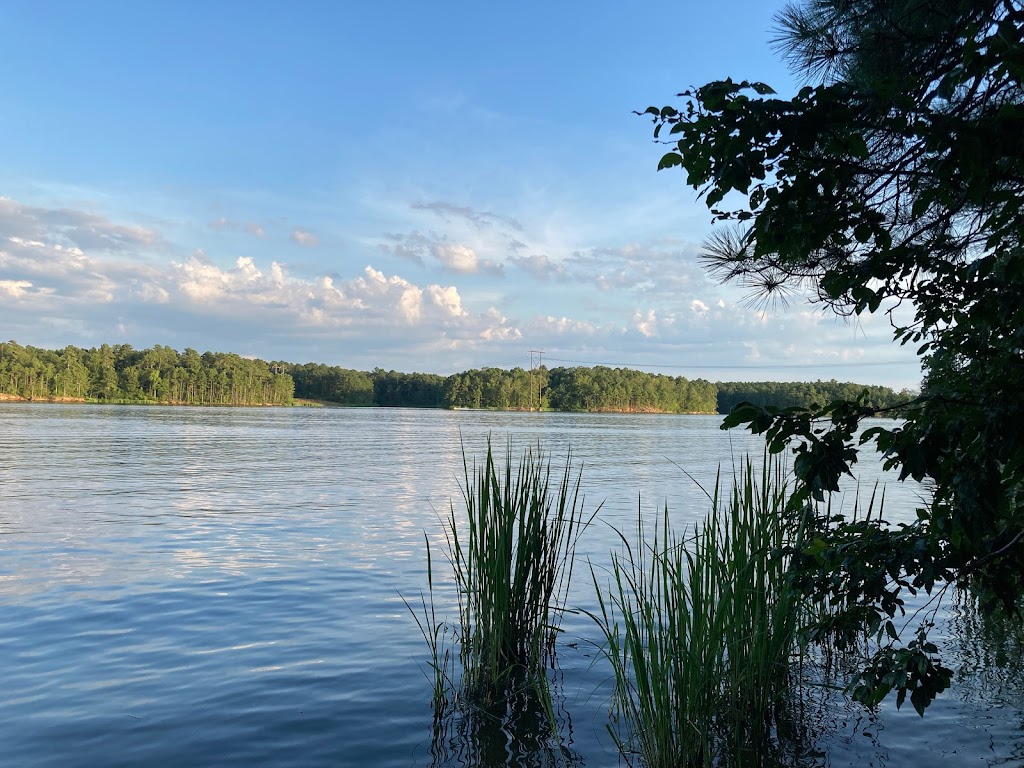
<box><xmin>427</xmin><ymin>285</ymin><xmax>467</xmax><ymax>317</ymax></box>
<box><xmin>432</xmin><ymin>243</ymin><xmax>479</xmax><ymax>273</ymax></box>
<box><xmin>130</xmin><ymin>281</ymin><xmax>170</xmax><ymax>304</ymax></box>
<box><xmin>532</xmin><ymin>316</ymin><xmax>600</xmax><ymax>336</ymax></box>
<box><xmin>0</xmin><ymin>196</ymin><xmax>158</xmax><ymax>253</ymax></box>
<box><xmin>176</xmin><ymin>256</ymin><xmax>232</xmax><ymax>302</ymax></box>
<box><xmin>0</xmin><ymin>195</ymin><xmax>922</xmax><ymax>387</ymax></box>
<box><xmin>270</xmin><ymin>261</ymin><xmax>285</xmax><ymax>286</ymax></box>
<box><xmin>0</xmin><ymin>279</ymin><xmax>34</xmax><ymax>298</ymax></box>
<box><xmin>381</xmin><ymin>222</ymin><xmax>507</xmax><ymax>275</ymax></box>
<box><xmin>291</xmin><ymin>228</ymin><xmax>320</xmax><ymax>247</ymax></box>
<box><xmin>633</xmin><ymin>309</ymin><xmax>659</xmax><ymax>338</ymax></box>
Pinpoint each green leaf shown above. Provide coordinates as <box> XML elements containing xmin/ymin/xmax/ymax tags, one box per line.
<box><xmin>911</xmin><ymin>687</ymin><xmax>929</xmax><ymax>717</ymax></box>
<box><xmin>658</xmin><ymin>153</ymin><xmax>683</xmax><ymax>171</ymax></box>
<box><xmin>884</xmin><ymin>620</ymin><xmax>899</xmax><ymax>641</ymax></box>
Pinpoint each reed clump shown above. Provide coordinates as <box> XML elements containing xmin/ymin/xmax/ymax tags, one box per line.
<box><xmin>591</xmin><ymin>458</ymin><xmax>806</xmax><ymax>767</ymax></box>
<box><xmin>408</xmin><ymin>439</ymin><xmax>595</xmax><ymax>742</ymax></box>
<box><xmin>450</xmin><ymin>440</ymin><xmax>595</xmax><ymax>703</ymax></box>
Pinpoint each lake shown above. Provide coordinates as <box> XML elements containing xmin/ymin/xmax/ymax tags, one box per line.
<box><xmin>1</xmin><ymin>404</ymin><xmax>1021</xmax><ymax>766</ymax></box>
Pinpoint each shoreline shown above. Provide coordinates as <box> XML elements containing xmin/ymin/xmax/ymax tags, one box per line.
<box><xmin>0</xmin><ymin>393</ymin><xmax>720</xmax><ymax>415</ymax></box>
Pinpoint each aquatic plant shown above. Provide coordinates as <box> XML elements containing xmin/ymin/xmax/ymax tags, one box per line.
<box><xmin>405</xmin><ymin>532</ymin><xmax>456</xmax><ymax>716</ymax></box>
<box><xmin>447</xmin><ymin>440</ymin><xmax>595</xmax><ymax>702</ymax></box>
<box><xmin>407</xmin><ymin>439</ymin><xmax>596</xmax><ymax>766</ymax></box>
<box><xmin>590</xmin><ymin>458</ymin><xmax>806</xmax><ymax>767</ymax></box>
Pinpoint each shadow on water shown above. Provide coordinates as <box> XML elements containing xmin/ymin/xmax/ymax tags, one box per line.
<box><xmin>792</xmin><ymin>589</ymin><xmax>1024</xmax><ymax>768</ymax></box>
<box><xmin>423</xmin><ymin>661</ymin><xmax>839</xmax><ymax>768</ymax></box>
<box><xmin>948</xmin><ymin>591</ymin><xmax>1024</xmax><ymax>708</ymax></box>
<box><xmin>426</xmin><ymin>666</ymin><xmax>585</xmax><ymax>768</ymax></box>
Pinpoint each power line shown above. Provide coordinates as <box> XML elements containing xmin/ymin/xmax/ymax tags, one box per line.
<box><xmin>542</xmin><ymin>356</ymin><xmax>920</xmax><ymax>370</ymax></box>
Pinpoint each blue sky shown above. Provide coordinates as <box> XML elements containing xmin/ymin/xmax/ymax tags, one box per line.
<box><xmin>0</xmin><ymin>1</ymin><xmax>921</xmax><ymax>388</ymax></box>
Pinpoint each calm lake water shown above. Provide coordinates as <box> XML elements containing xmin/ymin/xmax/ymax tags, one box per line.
<box><xmin>1</xmin><ymin>404</ymin><xmax>1022</xmax><ymax>767</ymax></box>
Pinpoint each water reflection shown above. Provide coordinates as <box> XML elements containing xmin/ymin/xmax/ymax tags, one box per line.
<box><xmin>947</xmin><ymin>593</ymin><xmax>1024</xmax><ymax>710</ymax></box>
<box><xmin>2</xmin><ymin>405</ymin><xmax>1022</xmax><ymax>767</ymax></box>
<box><xmin>427</xmin><ymin>668</ymin><xmax>585</xmax><ymax>768</ymax></box>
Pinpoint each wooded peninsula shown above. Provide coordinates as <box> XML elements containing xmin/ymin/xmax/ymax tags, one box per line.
<box><xmin>0</xmin><ymin>340</ymin><xmax>915</xmax><ymax>414</ymax></box>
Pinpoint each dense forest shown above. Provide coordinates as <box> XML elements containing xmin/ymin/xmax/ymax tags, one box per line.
<box><xmin>0</xmin><ymin>340</ymin><xmax>294</xmax><ymax>405</ymax></box>
<box><xmin>715</xmin><ymin>380</ymin><xmax>914</xmax><ymax>414</ymax></box>
<box><xmin>286</xmin><ymin>364</ymin><xmax>718</xmax><ymax>412</ymax></box>
<box><xmin>285</xmin><ymin>357</ymin><xmax>915</xmax><ymax>413</ymax></box>
<box><xmin>0</xmin><ymin>340</ymin><xmax>914</xmax><ymax>414</ymax></box>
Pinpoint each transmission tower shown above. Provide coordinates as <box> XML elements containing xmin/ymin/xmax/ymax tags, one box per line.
<box><xmin>530</xmin><ymin>349</ymin><xmax>544</xmax><ymax>411</ymax></box>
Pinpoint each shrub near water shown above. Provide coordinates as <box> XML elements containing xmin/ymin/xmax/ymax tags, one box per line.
<box><xmin>591</xmin><ymin>458</ymin><xmax>806</xmax><ymax>767</ymax></box>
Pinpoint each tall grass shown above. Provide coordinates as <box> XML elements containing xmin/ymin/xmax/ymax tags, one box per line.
<box><xmin>405</xmin><ymin>531</ymin><xmax>456</xmax><ymax>716</ymax></box>
<box><xmin>448</xmin><ymin>440</ymin><xmax>595</xmax><ymax>703</ymax></box>
<box><xmin>591</xmin><ymin>457</ymin><xmax>806</xmax><ymax>767</ymax></box>
<box><xmin>407</xmin><ymin>437</ymin><xmax>596</xmax><ymax>761</ymax></box>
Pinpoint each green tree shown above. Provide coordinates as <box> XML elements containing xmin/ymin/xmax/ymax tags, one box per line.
<box><xmin>88</xmin><ymin>344</ymin><xmax>121</xmax><ymax>401</ymax></box>
<box><xmin>644</xmin><ymin>0</ymin><xmax>1024</xmax><ymax>713</ymax></box>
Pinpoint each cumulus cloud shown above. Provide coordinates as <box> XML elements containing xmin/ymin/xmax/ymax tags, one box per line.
<box><xmin>163</xmin><ymin>255</ymin><xmax>501</xmax><ymax>337</ymax></box>
<box><xmin>0</xmin><ymin>194</ymin><xmax>921</xmax><ymax>387</ymax></box>
<box><xmin>432</xmin><ymin>243</ymin><xmax>479</xmax><ymax>273</ymax></box>
<box><xmin>1</xmin><ymin>235</ymin><xmax>125</xmax><ymax>305</ymax></box>
<box><xmin>378</xmin><ymin>201</ymin><xmax>531</xmax><ymax>276</ymax></box>
<box><xmin>129</xmin><ymin>281</ymin><xmax>170</xmax><ymax>304</ymax></box>
<box><xmin>177</xmin><ymin>255</ymin><xmax>263</xmax><ymax>302</ymax></box>
<box><xmin>427</xmin><ymin>284</ymin><xmax>467</xmax><ymax>317</ymax></box>
<box><xmin>381</xmin><ymin>231</ymin><xmax>502</xmax><ymax>274</ymax></box>
<box><xmin>632</xmin><ymin>309</ymin><xmax>659</xmax><ymax>338</ymax></box>
<box><xmin>291</xmin><ymin>228</ymin><xmax>320</xmax><ymax>247</ymax></box>
<box><xmin>0</xmin><ymin>195</ymin><xmax>528</xmax><ymax>357</ymax></box>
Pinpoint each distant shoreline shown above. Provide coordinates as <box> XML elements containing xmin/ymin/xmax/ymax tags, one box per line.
<box><xmin>0</xmin><ymin>393</ymin><xmax>289</xmax><ymax>408</ymax></box>
<box><xmin>0</xmin><ymin>339</ymin><xmax>916</xmax><ymax>414</ymax></box>
<box><xmin>0</xmin><ymin>393</ymin><xmax>719</xmax><ymax>414</ymax></box>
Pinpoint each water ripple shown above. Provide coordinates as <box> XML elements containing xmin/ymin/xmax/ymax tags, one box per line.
<box><xmin>0</xmin><ymin>404</ymin><xmax>1020</xmax><ymax>767</ymax></box>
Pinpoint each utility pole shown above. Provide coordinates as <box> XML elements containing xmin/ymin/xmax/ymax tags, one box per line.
<box><xmin>529</xmin><ymin>350</ymin><xmax>534</xmax><ymax>411</ymax></box>
<box><xmin>530</xmin><ymin>349</ymin><xmax>544</xmax><ymax>411</ymax></box>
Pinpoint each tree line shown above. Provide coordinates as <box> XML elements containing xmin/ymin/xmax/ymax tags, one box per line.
<box><xmin>1</xmin><ymin>339</ymin><xmax>914</xmax><ymax>414</ymax></box>
<box><xmin>0</xmin><ymin>340</ymin><xmax>294</xmax><ymax>405</ymax></box>
<box><xmin>288</xmin><ymin>358</ymin><xmax>911</xmax><ymax>413</ymax></box>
